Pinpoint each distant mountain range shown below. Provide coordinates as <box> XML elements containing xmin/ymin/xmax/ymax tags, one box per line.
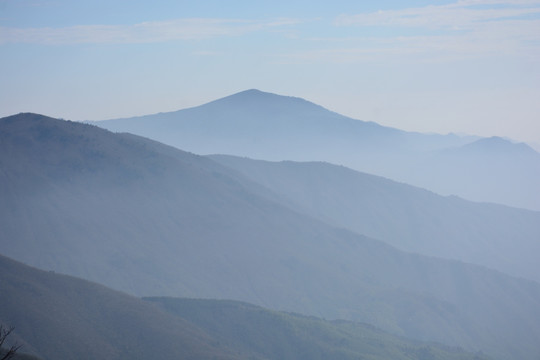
<box><xmin>92</xmin><ymin>89</ymin><xmax>540</xmax><ymax>211</ymax></box>
<box><xmin>0</xmin><ymin>254</ymin><xmax>491</xmax><ymax>360</ymax></box>
<box><xmin>2</xmin><ymin>113</ymin><xmax>540</xmax><ymax>360</ymax></box>
<box><xmin>210</xmin><ymin>155</ymin><xmax>540</xmax><ymax>283</ymax></box>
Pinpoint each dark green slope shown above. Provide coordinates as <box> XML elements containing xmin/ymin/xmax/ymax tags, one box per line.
<box><xmin>2</xmin><ymin>113</ymin><xmax>540</xmax><ymax>359</ymax></box>
<box><xmin>0</xmin><ymin>254</ymin><xmax>489</xmax><ymax>360</ymax></box>
<box><xmin>0</xmin><ymin>254</ymin><xmax>239</xmax><ymax>360</ymax></box>
<box><xmin>147</xmin><ymin>297</ymin><xmax>490</xmax><ymax>360</ymax></box>
<box><xmin>209</xmin><ymin>155</ymin><xmax>540</xmax><ymax>283</ymax></box>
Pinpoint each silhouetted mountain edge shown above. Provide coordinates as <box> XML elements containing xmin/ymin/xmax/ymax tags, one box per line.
<box><xmin>93</xmin><ymin>89</ymin><xmax>540</xmax><ymax>210</ymax></box>
<box><xmin>2</xmin><ymin>113</ymin><xmax>540</xmax><ymax>360</ymax></box>
<box><xmin>0</xmin><ymin>254</ymin><xmax>490</xmax><ymax>360</ymax></box>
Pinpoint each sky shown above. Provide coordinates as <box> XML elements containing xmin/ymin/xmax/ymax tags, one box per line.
<box><xmin>1</xmin><ymin>0</ymin><xmax>539</xmax><ymax>144</ymax></box>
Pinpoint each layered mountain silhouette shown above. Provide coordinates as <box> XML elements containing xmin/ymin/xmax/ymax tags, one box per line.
<box><xmin>0</xmin><ymin>254</ymin><xmax>240</xmax><ymax>360</ymax></box>
<box><xmin>210</xmin><ymin>155</ymin><xmax>540</xmax><ymax>283</ymax></box>
<box><xmin>0</xmin><ymin>254</ymin><xmax>491</xmax><ymax>360</ymax></box>
<box><xmin>147</xmin><ymin>297</ymin><xmax>492</xmax><ymax>360</ymax></box>
<box><xmin>2</xmin><ymin>113</ymin><xmax>540</xmax><ymax>359</ymax></box>
<box><xmin>93</xmin><ymin>89</ymin><xmax>540</xmax><ymax>210</ymax></box>
<box><xmin>410</xmin><ymin>136</ymin><xmax>540</xmax><ymax>209</ymax></box>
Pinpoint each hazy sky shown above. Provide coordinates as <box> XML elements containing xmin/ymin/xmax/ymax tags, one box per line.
<box><xmin>1</xmin><ymin>0</ymin><xmax>539</xmax><ymax>143</ymax></box>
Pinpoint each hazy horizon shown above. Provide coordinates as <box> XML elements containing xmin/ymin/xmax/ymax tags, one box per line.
<box><xmin>1</xmin><ymin>0</ymin><xmax>539</xmax><ymax>144</ymax></box>
<box><xmin>2</xmin><ymin>3</ymin><xmax>540</xmax><ymax>359</ymax></box>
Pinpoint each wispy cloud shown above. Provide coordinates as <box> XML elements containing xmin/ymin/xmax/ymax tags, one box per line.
<box><xmin>316</xmin><ymin>0</ymin><xmax>540</xmax><ymax>63</ymax></box>
<box><xmin>0</xmin><ymin>17</ymin><xmax>301</xmax><ymax>45</ymax></box>
<box><xmin>335</xmin><ymin>0</ymin><xmax>540</xmax><ymax>29</ymax></box>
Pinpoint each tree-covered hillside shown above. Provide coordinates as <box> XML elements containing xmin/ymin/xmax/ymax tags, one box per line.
<box><xmin>2</xmin><ymin>113</ymin><xmax>540</xmax><ymax>360</ymax></box>
<box><xmin>0</xmin><ymin>253</ymin><xmax>491</xmax><ymax>360</ymax></box>
<box><xmin>148</xmin><ymin>297</ymin><xmax>491</xmax><ymax>360</ymax></box>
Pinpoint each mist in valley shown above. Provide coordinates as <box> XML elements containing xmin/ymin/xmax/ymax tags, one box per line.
<box><xmin>1</xmin><ymin>1</ymin><xmax>540</xmax><ymax>360</ymax></box>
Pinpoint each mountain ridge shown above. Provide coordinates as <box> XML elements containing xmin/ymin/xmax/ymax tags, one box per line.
<box><xmin>209</xmin><ymin>154</ymin><xmax>540</xmax><ymax>283</ymax></box>
<box><xmin>0</xmin><ymin>253</ymin><xmax>491</xmax><ymax>360</ymax></box>
<box><xmin>91</xmin><ymin>89</ymin><xmax>540</xmax><ymax>210</ymax></box>
<box><xmin>455</xmin><ymin>136</ymin><xmax>539</xmax><ymax>157</ymax></box>
<box><xmin>0</xmin><ymin>254</ymin><xmax>240</xmax><ymax>360</ymax></box>
<box><xmin>3</xmin><ymin>113</ymin><xmax>540</xmax><ymax>360</ymax></box>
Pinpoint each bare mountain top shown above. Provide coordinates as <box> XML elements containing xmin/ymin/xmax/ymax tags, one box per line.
<box><xmin>458</xmin><ymin>136</ymin><xmax>540</xmax><ymax>156</ymax></box>
<box><xmin>92</xmin><ymin>89</ymin><xmax>539</xmax><ymax>210</ymax></box>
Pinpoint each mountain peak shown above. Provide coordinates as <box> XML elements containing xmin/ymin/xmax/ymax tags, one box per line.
<box><xmin>1</xmin><ymin>112</ymin><xmax>59</xmax><ymax>123</ymax></box>
<box><xmin>236</xmin><ymin>88</ymin><xmax>266</xmax><ymax>95</ymax></box>
<box><xmin>223</xmin><ymin>89</ymin><xmax>280</xmax><ymax>102</ymax></box>
<box><xmin>203</xmin><ymin>89</ymin><xmax>326</xmax><ymax>113</ymax></box>
<box><xmin>463</xmin><ymin>136</ymin><xmax>538</xmax><ymax>156</ymax></box>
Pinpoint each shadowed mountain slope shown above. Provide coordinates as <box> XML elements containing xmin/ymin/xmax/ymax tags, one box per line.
<box><xmin>93</xmin><ymin>89</ymin><xmax>540</xmax><ymax>210</ymax></box>
<box><xmin>147</xmin><ymin>297</ymin><xmax>491</xmax><ymax>360</ymax></box>
<box><xmin>210</xmin><ymin>155</ymin><xmax>540</xmax><ymax>283</ymax></box>
<box><xmin>2</xmin><ymin>113</ymin><xmax>540</xmax><ymax>359</ymax></box>
<box><xmin>0</xmin><ymin>255</ymin><xmax>240</xmax><ymax>360</ymax></box>
<box><xmin>0</xmin><ymin>254</ymin><xmax>491</xmax><ymax>360</ymax></box>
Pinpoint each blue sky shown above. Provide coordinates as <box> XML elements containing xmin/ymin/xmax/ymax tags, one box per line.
<box><xmin>1</xmin><ymin>0</ymin><xmax>539</xmax><ymax>144</ymax></box>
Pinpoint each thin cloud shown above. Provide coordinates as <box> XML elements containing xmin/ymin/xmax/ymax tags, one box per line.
<box><xmin>275</xmin><ymin>46</ymin><xmax>417</xmax><ymax>65</ymax></box>
<box><xmin>456</xmin><ymin>0</ymin><xmax>540</xmax><ymax>5</ymax></box>
<box><xmin>335</xmin><ymin>1</ymin><xmax>540</xmax><ymax>29</ymax></box>
<box><xmin>281</xmin><ymin>26</ymin><xmax>540</xmax><ymax>65</ymax></box>
<box><xmin>309</xmin><ymin>0</ymin><xmax>540</xmax><ymax>63</ymax></box>
<box><xmin>0</xmin><ymin>17</ymin><xmax>301</xmax><ymax>45</ymax></box>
